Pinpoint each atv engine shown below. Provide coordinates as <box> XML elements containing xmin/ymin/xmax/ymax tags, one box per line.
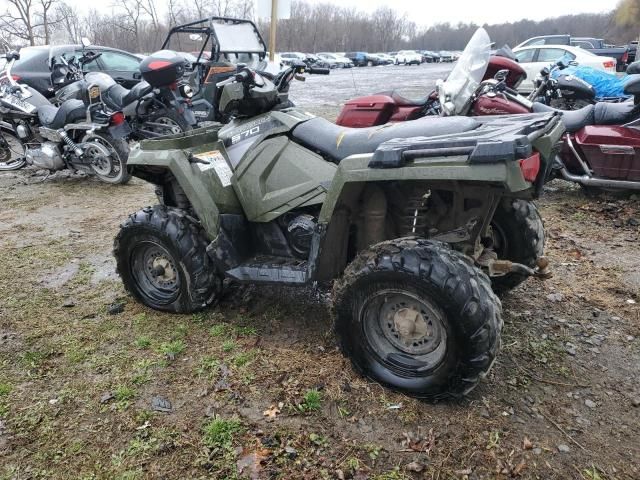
<box><xmin>25</xmin><ymin>142</ymin><xmax>64</xmax><ymax>170</ymax></box>
<box><xmin>281</xmin><ymin>213</ymin><xmax>316</xmax><ymax>259</ymax></box>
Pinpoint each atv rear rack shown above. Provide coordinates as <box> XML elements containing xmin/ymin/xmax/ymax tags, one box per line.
<box><xmin>369</xmin><ymin>112</ymin><xmax>561</xmax><ymax>169</ymax></box>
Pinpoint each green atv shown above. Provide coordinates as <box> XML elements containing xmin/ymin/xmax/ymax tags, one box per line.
<box><xmin>114</xmin><ymin>63</ymin><xmax>563</xmax><ymax>399</ymax></box>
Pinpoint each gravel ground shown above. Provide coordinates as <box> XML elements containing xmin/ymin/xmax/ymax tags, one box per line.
<box><xmin>0</xmin><ymin>64</ymin><xmax>639</xmax><ymax>479</ymax></box>
<box><xmin>288</xmin><ymin>63</ymin><xmax>454</xmax><ymax>119</ymax></box>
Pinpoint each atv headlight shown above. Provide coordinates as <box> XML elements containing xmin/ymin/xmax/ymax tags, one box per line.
<box><xmin>179</xmin><ymin>84</ymin><xmax>194</xmax><ymax>99</ymax></box>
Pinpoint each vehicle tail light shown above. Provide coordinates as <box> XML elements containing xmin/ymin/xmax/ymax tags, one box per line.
<box><xmin>519</xmin><ymin>152</ymin><xmax>540</xmax><ymax>183</ymax></box>
<box><xmin>110</xmin><ymin>111</ymin><xmax>125</xmax><ymax>126</ymax></box>
<box><xmin>11</xmin><ymin>75</ymin><xmax>20</xmax><ymax>81</ymax></box>
<box><xmin>603</xmin><ymin>60</ymin><xmax>616</xmax><ymax>69</ymax></box>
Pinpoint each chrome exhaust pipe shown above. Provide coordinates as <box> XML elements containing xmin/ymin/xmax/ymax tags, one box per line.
<box><xmin>560</xmin><ymin>168</ymin><xmax>640</xmax><ymax>191</ymax></box>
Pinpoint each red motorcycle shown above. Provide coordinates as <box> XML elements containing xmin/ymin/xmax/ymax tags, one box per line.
<box><xmin>337</xmin><ymin>29</ymin><xmax>640</xmax><ymax>192</ymax></box>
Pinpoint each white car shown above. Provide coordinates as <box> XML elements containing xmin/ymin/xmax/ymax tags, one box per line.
<box><xmin>512</xmin><ymin>44</ymin><xmax>617</xmax><ymax>92</ymax></box>
<box><xmin>316</xmin><ymin>52</ymin><xmax>353</xmax><ymax>68</ymax></box>
<box><xmin>395</xmin><ymin>50</ymin><xmax>422</xmax><ymax>65</ymax></box>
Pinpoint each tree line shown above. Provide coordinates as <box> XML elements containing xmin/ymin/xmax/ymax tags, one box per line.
<box><xmin>1</xmin><ymin>0</ymin><xmax>638</xmax><ymax>54</ymax></box>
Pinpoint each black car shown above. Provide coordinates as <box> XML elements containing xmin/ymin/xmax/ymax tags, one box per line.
<box><xmin>345</xmin><ymin>52</ymin><xmax>381</xmax><ymax>67</ymax></box>
<box><xmin>10</xmin><ymin>44</ymin><xmax>142</xmax><ymax>98</ymax></box>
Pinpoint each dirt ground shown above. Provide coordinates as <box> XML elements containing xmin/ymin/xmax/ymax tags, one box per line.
<box><xmin>1</xmin><ymin>64</ymin><xmax>639</xmax><ymax>479</ymax></box>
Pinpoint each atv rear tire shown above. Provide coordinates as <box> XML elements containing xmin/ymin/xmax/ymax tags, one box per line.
<box><xmin>114</xmin><ymin>206</ymin><xmax>221</xmax><ymax>313</ymax></box>
<box><xmin>489</xmin><ymin>199</ymin><xmax>544</xmax><ymax>294</ymax></box>
<box><xmin>334</xmin><ymin>238</ymin><xmax>502</xmax><ymax>400</ymax></box>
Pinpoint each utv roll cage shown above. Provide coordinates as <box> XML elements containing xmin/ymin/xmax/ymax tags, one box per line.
<box><xmin>161</xmin><ymin>16</ymin><xmax>267</xmax><ymax>64</ymax></box>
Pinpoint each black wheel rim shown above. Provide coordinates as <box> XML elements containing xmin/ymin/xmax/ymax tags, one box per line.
<box><xmin>360</xmin><ymin>289</ymin><xmax>447</xmax><ymax>377</ymax></box>
<box><xmin>130</xmin><ymin>241</ymin><xmax>180</xmax><ymax>305</ymax></box>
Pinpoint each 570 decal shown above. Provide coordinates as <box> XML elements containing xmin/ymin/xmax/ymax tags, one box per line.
<box><xmin>223</xmin><ymin>117</ymin><xmax>281</xmax><ymax>147</ymax></box>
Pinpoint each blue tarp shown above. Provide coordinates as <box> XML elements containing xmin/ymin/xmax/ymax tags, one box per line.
<box><xmin>551</xmin><ymin>66</ymin><xmax>632</xmax><ymax>99</ymax></box>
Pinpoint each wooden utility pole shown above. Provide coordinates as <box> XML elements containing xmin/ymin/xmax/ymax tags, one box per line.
<box><xmin>269</xmin><ymin>0</ymin><xmax>278</xmax><ymax>61</ymax></box>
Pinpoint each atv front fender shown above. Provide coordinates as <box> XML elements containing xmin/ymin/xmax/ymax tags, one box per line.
<box><xmin>128</xmin><ymin>126</ymin><xmax>242</xmax><ymax>238</ymax></box>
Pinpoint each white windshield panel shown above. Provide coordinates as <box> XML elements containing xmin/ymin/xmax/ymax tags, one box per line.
<box><xmin>213</xmin><ymin>23</ymin><xmax>265</xmax><ymax>54</ymax></box>
<box><xmin>438</xmin><ymin>28</ymin><xmax>491</xmax><ymax>115</ymax></box>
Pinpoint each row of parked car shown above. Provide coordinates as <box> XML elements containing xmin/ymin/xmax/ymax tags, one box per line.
<box><xmin>279</xmin><ymin>50</ymin><xmax>459</xmax><ymax>69</ymax></box>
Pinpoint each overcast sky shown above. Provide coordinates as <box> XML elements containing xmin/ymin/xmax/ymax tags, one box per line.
<box><xmin>316</xmin><ymin>0</ymin><xmax>621</xmax><ymax>25</ymax></box>
<box><xmin>64</xmin><ymin>0</ymin><xmax>621</xmax><ymax>26</ymax></box>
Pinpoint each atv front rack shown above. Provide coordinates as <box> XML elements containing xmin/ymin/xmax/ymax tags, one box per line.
<box><xmin>369</xmin><ymin>112</ymin><xmax>561</xmax><ymax>169</ymax></box>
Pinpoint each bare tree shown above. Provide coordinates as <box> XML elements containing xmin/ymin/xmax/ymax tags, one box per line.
<box><xmin>56</xmin><ymin>1</ymin><xmax>83</xmax><ymax>43</ymax></box>
<box><xmin>1</xmin><ymin>0</ymin><xmax>41</xmax><ymax>45</ymax></box>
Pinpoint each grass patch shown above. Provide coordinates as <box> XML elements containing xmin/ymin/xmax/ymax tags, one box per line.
<box><xmin>202</xmin><ymin>416</ymin><xmax>244</xmax><ymax>449</ymax></box>
<box><xmin>196</xmin><ymin>356</ymin><xmax>219</xmax><ymax>378</ymax></box>
<box><xmin>221</xmin><ymin>340</ymin><xmax>236</xmax><ymax>353</ymax></box>
<box><xmin>299</xmin><ymin>389</ymin><xmax>322</xmax><ymax>413</ymax></box>
<box><xmin>0</xmin><ymin>383</ymin><xmax>12</xmax><ymax>396</ymax></box>
<box><xmin>114</xmin><ymin>385</ymin><xmax>136</xmax><ymax>410</ymax></box>
<box><xmin>134</xmin><ymin>337</ymin><xmax>151</xmax><ymax>349</ymax></box>
<box><xmin>158</xmin><ymin>340</ymin><xmax>186</xmax><ymax>359</ymax></box>
<box><xmin>209</xmin><ymin>324</ymin><xmax>229</xmax><ymax>337</ymax></box>
<box><xmin>231</xmin><ymin>350</ymin><xmax>257</xmax><ymax>368</ymax></box>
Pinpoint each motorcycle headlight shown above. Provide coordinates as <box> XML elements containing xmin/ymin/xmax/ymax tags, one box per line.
<box><xmin>179</xmin><ymin>84</ymin><xmax>194</xmax><ymax>99</ymax></box>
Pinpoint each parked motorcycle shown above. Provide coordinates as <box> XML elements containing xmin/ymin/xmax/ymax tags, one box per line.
<box><xmin>0</xmin><ymin>51</ymin><xmax>130</xmax><ymax>183</ymax></box>
<box><xmin>529</xmin><ymin>61</ymin><xmax>634</xmax><ymax>110</ymax></box>
<box><xmin>53</xmin><ymin>45</ymin><xmax>197</xmax><ymax>138</ymax></box>
<box><xmin>340</xmin><ymin>28</ymin><xmax>640</xmax><ymax>193</ymax></box>
<box><xmin>115</xmin><ymin>52</ymin><xmax>563</xmax><ymax>399</ymax></box>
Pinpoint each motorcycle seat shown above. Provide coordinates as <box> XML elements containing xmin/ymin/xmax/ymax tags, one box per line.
<box><xmin>376</xmin><ymin>90</ymin><xmax>429</xmax><ymax>107</ymax></box>
<box><xmin>291</xmin><ymin>115</ymin><xmax>480</xmax><ymax>163</ymax></box>
<box><xmin>623</xmin><ymin>74</ymin><xmax>640</xmax><ymax>95</ymax></box>
<box><xmin>532</xmin><ymin>103</ymin><xmax>595</xmax><ymax>133</ymax></box>
<box><xmin>103</xmin><ymin>81</ymin><xmax>152</xmax><ymax>110</ymax></box>
<box><xmin>593</xmin><ymin>102</ymin><xmax>637</xmax><ymax>125</ymax></box>
<box><xmin>37</xmin><ymin>99</ymin><xmax>86</xmax><ymax>129</ymax></box>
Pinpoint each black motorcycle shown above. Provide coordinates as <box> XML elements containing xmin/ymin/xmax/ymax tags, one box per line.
<box><xmin>53</xmin><ymin>47</ymin><xmax>197</xmax><ymax>138</ymax></box>
<box><xmin>0</xmin><ymin>51</ymin><xmax>130</xmax><ymax>183</ymax></box>
<box><xmin>529</xmin><ymin>60</ymin><xmax>627</xmax><ymax>110</ymax></box>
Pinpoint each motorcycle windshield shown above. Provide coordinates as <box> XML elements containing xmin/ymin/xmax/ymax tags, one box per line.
<box><xmin>438</xmin><ymin>28</ymin><xmax>491</xmax><ymax>115</ymax></box>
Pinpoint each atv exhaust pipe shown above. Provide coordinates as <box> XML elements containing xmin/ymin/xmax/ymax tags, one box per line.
<box><xmin>560</xmin><ymin>167</ymin><xmax>640</xmax><ymax>191</ymax></box>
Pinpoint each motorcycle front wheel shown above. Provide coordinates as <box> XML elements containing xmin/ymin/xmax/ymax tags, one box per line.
<box><xmin>0</xmin><ymin>130</ymin><xmax>26</xmax><ymax>171</ymax></box>
<box><xmin>82</xmin><ymin>132</ymin><xmax>130</xmax><ymax>184</ymax></box>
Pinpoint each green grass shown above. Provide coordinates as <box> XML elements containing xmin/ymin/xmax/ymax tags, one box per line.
<box><xmin>158</xmin><ymin>340</ymin><xmax>186</xmax><ymax>358</ymax></box>
<box><xmin>0</xmin><ymin>383</ymin><xmax>12</xmax><ymax>396</ymax></box>
<box><xmin>134</xmin><ymin>337</ymin><xmax>151</xmax><ymax>349</ymax></box>
<box><xmin>299</xmin><ymin>389</ymin><xmax>322</xmax><ymax>412</ymax></box>
<box><xmin>221</xmin><ymin>340</ymin><xmax>236</xmax><ymax>352</ymax></box>
<box><xmin>209</xmin><ymin>324</ymin><xmax>229</xmax><ymax>337</ymax></box>
<box><xmin>202</xmin><ymin>416</ymin><xmax>244</xmax><ymax>449</ymax></box>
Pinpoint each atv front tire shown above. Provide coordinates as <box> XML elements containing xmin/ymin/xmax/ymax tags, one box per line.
<box><xmin>114</xmin><ymin>206</ymin><xmax>221</xmax><ymax>313</ymax></box>
<box><xmin>489</xmin><ymin>199</ymin><xmax>544</xmax><ymax>293</ymax></box>
<box><xmin>334</xmin><ymin>239</ymin><xmax>502</xmax><ymax>400</ymax></box>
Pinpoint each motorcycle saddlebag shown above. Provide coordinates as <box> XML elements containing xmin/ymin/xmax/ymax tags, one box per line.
<box><xmin>574</xmin><ymin>126</ymin><xmax>640</xmax><ymax>181</ymax></box>
<box><xmin>139</xmin><ymin>50</ymin><xmax>186</xmax><ymax>87</ymax></box>
<box><xmin>336</xmin><ymin>95</ymin><xmax>396</xmax><ymax>127</ymax></box>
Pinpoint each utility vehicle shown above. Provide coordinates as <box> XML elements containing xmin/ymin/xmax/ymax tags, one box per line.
<box><xmin>113</xmin><ymin>21</ymin><xmax>563</xmax><ymax>399</ymax></box>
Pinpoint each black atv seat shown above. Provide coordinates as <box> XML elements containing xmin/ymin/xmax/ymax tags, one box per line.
<box><xmin>103</xmin><ymin>81</ymin><xmax>152</xmax><ymax>110</ymax></box>
<box><xmin>37</xmin><ymin>99</ymin><xmax>86</xmax><ymax>129</ymax></box>
<box><xmin>532</xmin><ymin>102</ymin><xmax>637</xmax><ymax>133</ymax></box>
<box><xmin>377</xmin><ymin>90</ymin><xmax>429</xmax><ymax>107</ymax></box>
<box><xmin>291</xmin><ymin>115</ymin><xmax>480</xmax><ymax>163</ymax></box>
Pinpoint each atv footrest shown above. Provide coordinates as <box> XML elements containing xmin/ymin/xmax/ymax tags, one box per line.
<box><xmin>226</xmin><ymin>255</ymin><xmax>308</xmax><ymax>284</ymax></box>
